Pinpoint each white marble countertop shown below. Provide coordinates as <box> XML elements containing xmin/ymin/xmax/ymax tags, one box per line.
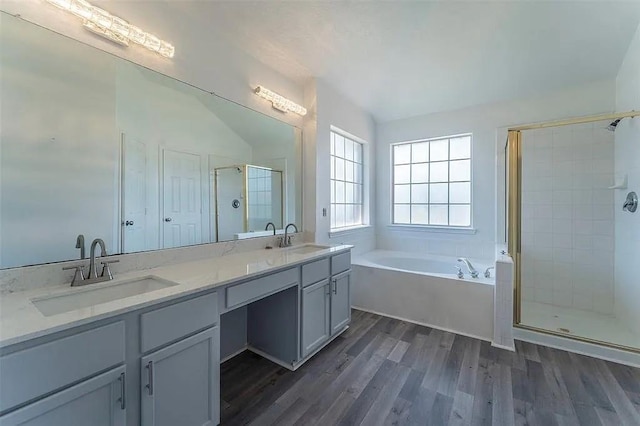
<box><xmin>0</xmin><ymin>244</ymin><xmax>352</xmax><ymax>349</ymax></box>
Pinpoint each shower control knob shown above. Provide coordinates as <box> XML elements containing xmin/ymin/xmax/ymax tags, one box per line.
<box><xmin>164</xmin><ymin>218</ymin><xmax>172</xmax><ymax>222</ymax></box>
<box><xmin>623</xmin><ymin>192</ymin><xmax>638</xmax><ymax>213</ymax></box>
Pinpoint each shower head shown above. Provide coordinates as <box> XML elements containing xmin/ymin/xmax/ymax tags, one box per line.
<box><xmin>606</xmin><ymin>118</ymin><xmax>622</xmax><ymax>131</ymax></box>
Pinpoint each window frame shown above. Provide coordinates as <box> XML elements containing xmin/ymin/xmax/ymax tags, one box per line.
<box><xmin>390</xmin><ymin>133</ymin><xmax>474</xmax><ymax>230</ymax></box>
<box><xmin>330</xmin><ymin>128</ymin><xmax>367</xmax><ymax>232</ymax></box>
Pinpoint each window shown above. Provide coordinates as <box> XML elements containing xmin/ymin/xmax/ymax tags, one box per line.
<box><xmin>392</xmin><ymin>134</ymin><xmax>472</xmax><ymax>227</ymax></box>
<box><xmin>331</xmin><ymin>130</ymin><xmax>364</xmax><ymax>230</ymax></box>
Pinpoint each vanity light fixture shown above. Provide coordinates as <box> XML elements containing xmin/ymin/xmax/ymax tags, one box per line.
<box><xmin>254</xmin><ymin>85</ymin><xmax>307</xmax><ymax>116</ymax></box>
<box><xmin>44</xmin><ymin>0</ymin><xmax>175</xmax><ymax>58</ymax></box>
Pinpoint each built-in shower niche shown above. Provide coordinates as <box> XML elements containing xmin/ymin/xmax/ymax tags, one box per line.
<box><xmin>215</xmin><ymin>165</ymin><xmax>284</xmax><ymax>241</ymax></box>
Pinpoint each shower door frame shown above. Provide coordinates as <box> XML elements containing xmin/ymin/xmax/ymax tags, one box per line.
<box><xmin>507</xmin><ymin>110</ymin><xmax>640</xmax><ymax>353</ymax></box>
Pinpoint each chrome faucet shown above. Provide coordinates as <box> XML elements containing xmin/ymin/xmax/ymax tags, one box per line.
<box><xmin>484</xmin><ymin>266</ymin><xmax>495</xmax><ymax>279</ymax></box>
<box><xmin>280</xmin><ymin>223</ymin><xmax>298</xmax><ymax>248</ymax></box>
<box><xmin>457</xmin><ymin>258</ymin><xmax>479</xmax><ymax>279</ymax></box>
<box><xmin>75</xmin><ymin>234</ymin><xmax>86</xmax><ymax>259</ymax></box>
<box><xmin>86</xmin><ymin>238</ymin><xmax>118</xmax><ymax>284</ymax></box>
<box><xmin>265</xmin><ymin>222</ymin><xmax>277</xmax><ymax>235</ymax></box>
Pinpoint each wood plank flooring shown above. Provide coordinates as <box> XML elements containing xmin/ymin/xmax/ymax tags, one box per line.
<box><xmin>220</xmin><ymin>309</ymin><xmax>640</xmax><ymax>425</ymax></box>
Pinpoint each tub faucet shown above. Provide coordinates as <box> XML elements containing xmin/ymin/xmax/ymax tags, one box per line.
<box><xmin>280</xmin><ymin>223</ymin><xmax>298</xmax><ymax>247</ymax></box>
<box><xmin>457</xmin><ymin>258</ymin><xmax>479</xmax><ymax>279</ymax></box>
<box><xmin>265</xmin><ymin>222</ymin><xmax>277</xmax><ymax>235</ymax></box>
<box><xmin>484</xmin><ymin>266</ymin><xmax>495</xmax><ymax>278</ymax></box>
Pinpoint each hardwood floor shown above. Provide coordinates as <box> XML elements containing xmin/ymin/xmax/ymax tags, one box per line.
<box><xmin>220</xmin><ymin>309</ymin><xmax>640</xmax><ymax>425</ymax></box>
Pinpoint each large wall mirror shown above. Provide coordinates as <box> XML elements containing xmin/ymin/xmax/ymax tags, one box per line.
<box><xmin>0</xmin><ymin>13</ymin><xmax>303</xmax><ymax>269</ymax></box>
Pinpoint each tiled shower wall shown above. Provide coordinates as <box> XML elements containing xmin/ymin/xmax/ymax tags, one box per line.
<box><xmin>520</xmin><ymin>122</ymin><xmax>615</xmax><ymax>314</ymax></box>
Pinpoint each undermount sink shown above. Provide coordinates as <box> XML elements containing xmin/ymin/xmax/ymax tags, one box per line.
<box><xmin>31</xmin><ymin>276</ymin><xmax>179</xmax><ymax>317</ymax></box>
<box><xmin>284</xmin><ymin>244</ymin><xmax>331</xmax><ymax>255</ymax></box>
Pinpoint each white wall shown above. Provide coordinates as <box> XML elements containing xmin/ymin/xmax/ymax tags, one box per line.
<box><xmin>614</xmin><ymin>23</ymin><xmax>640</xmax><ymax>335</ymax></box>
<box><xmin>304</xmin><ymin>79</ymin><xmax>377</xmax><ymax>254</ymax></box>
<box><xmin>377</xmin><ymin>79</ymin><xmax>616</xmax><ymax>263</ymax></box>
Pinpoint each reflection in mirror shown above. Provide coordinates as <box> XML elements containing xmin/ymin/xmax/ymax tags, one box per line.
<box><xmin>215</xmin><ymin>165</ymin><xmax>283</xmax><ymax>241</ymax></box>
<box><xmin>0</xmin><ymin>13</ymin><xmax>302</xmax><ymax>269</ymax></box>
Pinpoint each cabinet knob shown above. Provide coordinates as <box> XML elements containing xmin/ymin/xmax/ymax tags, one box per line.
<box><xmin>164</xmin><ymin>217</ymin><xmax>172</xmax><ymax>222</ymax></box>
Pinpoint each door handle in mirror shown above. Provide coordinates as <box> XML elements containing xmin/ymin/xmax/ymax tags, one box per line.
<box><xmin>164</xmin><ymin>218</ymin><xmax>172</xmax><ymax>222</ymax></box>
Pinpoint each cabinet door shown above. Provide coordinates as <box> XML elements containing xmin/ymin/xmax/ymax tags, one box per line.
<box><xmin>330</xmin><ymin>271</ymin><xmax>351</xmax><ymax>335</ymax></box>
<box><xmin>0</xmin><ymin>366</ymin><xmax>126</xmax><ymax>426</ymax></box>
<box><xmin>301</xmin><ymin>279</ymin><xmax>331</xmax><ymax>357</ymax></box>
<box><xmin>141</xmin><ymin>327</ymin><xmax>219</xmax><ymax>426</ymax></box>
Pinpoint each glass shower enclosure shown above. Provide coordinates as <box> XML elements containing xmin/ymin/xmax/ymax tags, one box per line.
<box><xmin>507</xmin><ymin>111</ymin><xmax>640</xmax><ymax>353</ymax></box>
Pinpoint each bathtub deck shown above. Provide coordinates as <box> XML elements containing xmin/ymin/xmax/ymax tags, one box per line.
<box><xmin>221</xmin><ymin>309</ymin><xmax>640</xmax><ymax>425</ymax></box>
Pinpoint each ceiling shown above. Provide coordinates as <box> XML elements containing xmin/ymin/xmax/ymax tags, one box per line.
<box><xmin>103</xmin><ymin>1</ymin><xmax>640</xmax><ymax>122</ymax></box>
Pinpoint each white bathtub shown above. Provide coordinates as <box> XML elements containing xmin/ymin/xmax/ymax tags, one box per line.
<box><xmin>352</xmin><ymin>250</ymin><xmax>495</xmax><ymax>341</ymax></box>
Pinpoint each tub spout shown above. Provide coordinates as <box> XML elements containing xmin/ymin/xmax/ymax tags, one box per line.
<box><xmin>457</xmin><ymin>258</ymin><xmax>479</xmax><ymax>279</ymax></box>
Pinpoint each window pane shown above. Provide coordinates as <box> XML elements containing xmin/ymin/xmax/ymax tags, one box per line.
<box><xmin>344</xmin><ymin>139</ymin><xmax>354</xmax><ymax>161</ymax></box>
<box><xmin>411</xmin><ymin>163</ymin><xmax>429</xmax><ymax>183</ymax></box>
<box><xmin>394</xmin><ymin>165</ymin><xmax>411</xmax><ymax>184</ymax></box>
<box><xmin>335</xmin><ymin>205</ymin><xmax>345</xmax><ymax>228</ymax></box>
<box><xmin>411</xmin><ymin>184</ymin><xmax>428</xmax><ymax>203</ymax></box>
<box><xmin>354</xmin><ymin>204</ymin><xmax>362</xmax><ymax>224</ymax></box>
<box><xmin>450</xmin><ymin>205</ymin><xmax>471</xmax><ymax>226</ymax></box>
<box><xmin>450</xmin><ymin>159</ymin><xmax>470</xmax><ymax>181</ymax></box>
<box><xmin>345</xmin><ymin>161</ymin><xmax>354</xmax><ymax>182</ymax></box>
<box><xmin>335</xmin><ymin>181</ymin><xmax>345</xmax><ymax>203</ymax></box>
<box><xmin>411</xmin><ymin>205</ymin><xmax>428</xmax><ymax>225</ymax></box>
<box><xmin>429</xmin><ymin>205</ymin><xmax>448</xmax><ymax>225</ymax></box>
<box><xmin>330</xmin><ymin>181</ymin><xmax>335</xmax><ymax>203</ymax></box>
<box><xmin>330</xmin><ymin>205</ymin><xmax>336</xmax><ymax>228</ymax></box>
<box><xmin>335</xmin><ymin>158</ymin><xmax>345</xmax><ymax>181</ymax></box>
<box><xmin>450</xmin><ymin>136</ymin><xmax>471</xmax><ymax>160</ymax></box>
<box><xmin>394</xmin><ymin>204</ymin><xmax>410</xmax><ymax>224</ymax></box>
<box><xmin>346</xmin><ymin>183</ymin><xmax>354</xmax><ymax>203</ymax></box>
<box><xmin>331</xmin><ymin>133</ymin><xmax>336</xmax><ymax>156</ymax></box>
<box><xmin>394</xmin><ymin>144</ymin><xmax>411</xmax><ymax>164</ymax></box>
<box><xmin>354</xmin><ymin>163</ymin><xmax>362</xmax><ymax>184</ymax></box>
<box><xmin>430</xmin><ymin>139</ymin><xmax>448</xmax><ymax>161</ymax></box>
<box><xmin>450</xmin><ymin>182</ymin><xmax>471</xmax><ymax>203</ymax></box>
<box><xmin>412</xmin><ymin>142</ymin><xmax>429</xmax><ymax>163</ymax></box>
<box><xmin>430</xmin><ymin>162</ymin><xmax>448</xmax><ymax>183</ymax></box>
<box><xmin>345</xmin><ymin>204</ymin><xmax>355</xmax><ymax>225</ymax></box>
<box><xmin>354</xmin><ymin>142</ymin><xmax>362</xmax><ymax>163</ymax></box>
<box><xmin>335</xmin><ymin>134</ymin><xmax>345</xmax><ymax>158</ymax></box>
<box><xmin>394</xmin><ymin>184</ymin><xmax>410</xmax><ymax>203</ymax></box>
<box><xmin>430</xmin><ymin>183</ymin><xmax>448</xmax><ymax>203</ymax></box>
<box><xmin>330</xmin><ymin>156</ymin><xmax>335</xmax><ymax>180</ymax></box>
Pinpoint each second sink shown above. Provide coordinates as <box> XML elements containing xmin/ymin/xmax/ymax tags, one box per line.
<box><xmin>31</xmin><ymin>276</ymin><xmax>179</xmax><ymax>317</ymax></box>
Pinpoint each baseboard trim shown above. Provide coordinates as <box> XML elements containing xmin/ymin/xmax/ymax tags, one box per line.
<box><xmin>514</xmin><ymin>327</ymin><xmax>640</xmax><ymax>368</ymax></box>
<box><xmin>491</xmin><ymin>342</ymin><xmax>516</xmax><ymax>352</ymax></box>
<box><xmin>352</xmin><ymin>305</ymin><xmax>492</xmax><ymax>343</ymax></box>
<box><xmin>247</xmin><ymin>346</ymin><xmax>296</xmax><ymax>371</ymax></box>
<box><xmin>220</xmin><ymin>346</ymin><xmax>248</xmax><ymax>364</ymax></box>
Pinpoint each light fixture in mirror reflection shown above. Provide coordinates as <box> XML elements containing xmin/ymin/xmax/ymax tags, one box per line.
<box><xmin>0</xmin><ymin>12</ymin><xmax>302</xmax><ymax>269</ymax></box>
<box><xmin>45</xmin><ymin>0</ymin><xmax>175</xmax><ymax>58</ymax></box>
<box><xmin>254</xmin><ymin>86</ymin><xmax>307</xmax><ymax>116</ymax></box>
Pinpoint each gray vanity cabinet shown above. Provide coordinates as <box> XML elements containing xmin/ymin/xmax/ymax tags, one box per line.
<box><xmin>301</xmin><ymin>279</ymin><xmax>331</xmax><ymax>357</ymax></box>
<box><xmin>140</xmin><ymin>327</ymin><xmax>220</xmax><ymax>426</ymax></box>
<box><xmin>0</xmin><ymin>366</ymin><xmax>126</xmax><ymax>426</ymax></box>
<box><xmin>330</xmin><ymin>271</ymin><xmax>351</xmax><ymax>335</ymax></box>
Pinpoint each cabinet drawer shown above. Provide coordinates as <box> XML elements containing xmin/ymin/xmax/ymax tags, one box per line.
<box><xmin>140</xmin><ymin>292</ymin><xmax>218</xmax><ymax>353</ymax></box>
<box><xmin>0</xmin><ymin>321</ymin><xmax>125</xmax><ymax>413</ymax></box>
<box><xmin>226</xmin><ymin>268</ymin><xmax>298</xmax><ymax>309</ymax></box>
<box><xmin>301</xmin><ymin>258</ymin><xmax>330</xmax><ymax>287</ymax></box>
<box><xmin>331</xmin><ymin>251</ymin><xmax>351</xmax><ymax>275</ymax></box>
